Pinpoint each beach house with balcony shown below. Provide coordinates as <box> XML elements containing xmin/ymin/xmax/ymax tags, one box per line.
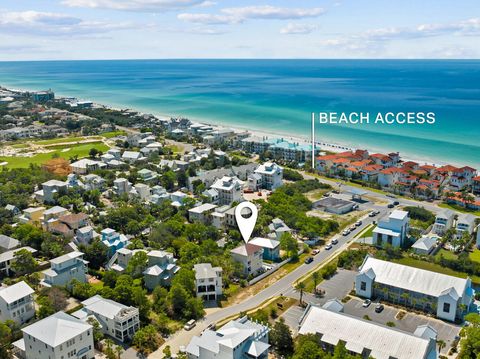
<box><xmin>0</xmin><ymin>281</ymin><xmax>35</xmax><ymax>325</ymax></box>
<box><xmin>194</xmin><ymin>263</ymin><xmax>223</xmax><ymax>301</ymax></box>
<box><xmin>250</xmin><ymin>162</ymin><xmax>283</xmax><ymax>191</ymax></box>
<box><xmin>72</xmin><ymin>295</ymin><xmax>140</xmax><ymax>343</ymax></box>
<box><xmin>372</xmin><ymin>210</ymin><xmax>410</xmax><ymax>248</ymax></box>
<box><xmin>211</xmin><ymin>176</ymin><xmax>243</xmax><ymax>205</ymax></box>
<box><xmin>355</xmin><ymin>256</ymin><xmax>474</xmax><ymax>322</ymax></box>
<box><xmin>41</xmin><ymin>251</ymin><xmax>88</xmax><ymax>287</ymax></box>
<box><xmin>432</xmin><ymin>209</ymin><xmax>455</xmax><ymax>235</ymax></box>
<box><xmin>143</xmin><ymin>250</ymin><xmax>180</xmax><ymax>290</ymax></box>
<box><xmin>230</xmin><ymin>244</ymin><xmax>264</xmax><ymax>277</ymax></box>
<box><xmin>101</xmin><ymin>228</ymin><xmax>129</xmax><ymax>257</ymax></box>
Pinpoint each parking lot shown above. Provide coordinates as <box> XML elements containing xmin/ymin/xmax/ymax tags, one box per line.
<box><xmin>282</xmin><ymin>269</ymin><xmax>461</xmax><ymax>355</ymax></box>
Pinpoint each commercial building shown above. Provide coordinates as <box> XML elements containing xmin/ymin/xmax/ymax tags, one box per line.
<box><xmin>0</xmin><ymin>281</ymin><xmax>35</xmax><ymax>325</ymax></box>
<box><xmin>372</xmin><ymin>210</ymin><xmax>410</xmax><ymax>247</ymax></box>
<box><xmin>72</xmin><ymin>295</ymin><xmax>140</xmax><ymax>343</ymax></box>
<box><xmin>15</xmin><ymin>311</ymin><xmax>94</xmax><ymax>359</ymax></box>
<box><xmin>194</xmin><ymin>263</ymin><xmax>223</xmax><ymax>301</ymax></box>
<box><xmin>355</xmin><ymin>256</ymin><xmax>474</xmax><ymax>321</ymax></box>
<box><xmin>298</xmin><ymin>304</ymin><xmax>437</xmax><ymax>359</ymax></box>
<box><xmin>313</xmin><ymin>197</ymin><xmax>356</xmax><ymax>215</ymax></box>
<box><xmin>186</xmin><ymin>316</ymin><xmax>269</xmax><ymax>359</ymax></box>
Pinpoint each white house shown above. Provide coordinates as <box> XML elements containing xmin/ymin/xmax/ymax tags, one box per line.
<box><xmin>0</xmin><ymin>234</ymin><xmax>20</xmax><ymax>252</ymax></box>
<box><xmin>0</xmin><ymin>247</ymin><xmax>37</xmax><ymax>277</ymax></box>
<box><xmin>456</xmin><ymin>213</ymin><xmax>476</xmax><ymax>238</ymax></box>
<box><xmin>70</xmin><ymin>158</ymin><xmax>105</xmax><ymax>175</ymax></box>
<box><xmin>411</xmin><ymin>235</ymin><xmax>439</xmax><ymax>255</ymax></box>
<box><xmin>432</xmin><ymin>209</ymin><xmax>455</xmax><ymax>235</ymax></box>
<box><xmin>0</xmin><ymin>281</ymin><xmax>35</xmax><ymax>325</ymax></box>
<box><xmin>230</xmin><ymin>244</ymin><xmax>263</xmax><ymax>277</ymax></box>
<box><xmin>39</xmin><ymin>180</ymin><xmax>68</xmax><ymax>204</ymax></box>
<box><xmin>251</xmin><ymin>162</ymin><xmax>283</xmax><ymax>191</ymax></box>
<box><xmin>211</xmin><ymin>176</ymin><xmax>243</xmax><ymax>205</ymax></box>
<box><xmin>72</xmin><ymin>295</ymin><xmax>140</xmax><ymax>343</ymax></box>
<box><xmin>372</xmin><ymin>210</ymin><xmax>410</xmax><ymax>247</ymax></box>
<box><xmin>113</xmin><ymin>178</ymin><xmax>131</xmax><ymax>196</ymax></box>
<box><xmin>15</xmin><ymin>311</ymin><xmax>94</xmax><ymax>359</ymax></box>
<box><xmin>355</xmin><ymin>256</ymin><xmax>474</xmax><ymax>322</ymax></box>
<box><xmin>194</xmin><ymin>263</ymin><xmax>223</xmax><ymax>301</ymax></box>
<box><xmin>298</xmin><ymin>304</ymin><xmax>437</xmax><ymax>359</ymax></box>
<box><xmin>41</xmin><ymin>251</ymin><xmax>88</xmax><ymax>287</ymax></box>
<box><xmin>122</xmin><ymin>151</ymin><xmax>145</xmax><ymax>163</ymax></box>
<box><xmin>188</xmin><ymin>203</ymin><xmax>218</xmax><ymax>224</ymax></box>
<box><xmin>186</xmin><ymin>316</ymin><xmax>269</xmax><ymax>359</ymax></box>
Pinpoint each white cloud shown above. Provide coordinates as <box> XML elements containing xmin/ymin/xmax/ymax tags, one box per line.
<box><xmin>178</xmin><ymin>5</ymin><xmax>325</xmax><ymax>25</ymax></box>
<box><xmin>280</xmin><ymin>23</ymin><xmax>317</xmax><ymax>35</ymax></box>
<box><xmin>0</xmin><ymin>10</ymin><xmax>133</xmax><ymax>36</ymax></box>
<box><xmin>61</xmin><ymin>0</ymin><xmax>206</xmax><ymax>11</ymax></box>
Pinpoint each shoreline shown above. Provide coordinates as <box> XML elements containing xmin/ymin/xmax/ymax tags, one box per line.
<box><xmin>1</xmin><ymin>84</ymin><xmax>468</xmax><ymax>168</ymax></box>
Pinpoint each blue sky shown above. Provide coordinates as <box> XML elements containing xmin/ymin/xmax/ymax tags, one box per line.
<box><xmin>0</xmin><ymin>0</ymin><xmax>479</xmax><ymax>60</ymax></box>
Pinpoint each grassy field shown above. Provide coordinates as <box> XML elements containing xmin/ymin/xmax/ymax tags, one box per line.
<box><xmin>435</xmin><ymin>248</ymin><xmax>458</xmax><ymax>261</ymax></box>
<box><xmin>469</xmin><ymin>249</ymin><xmax>480</xmax><ymax>263</ymax></box>
<box><xmin>394</xmin><ymin>256</ymin><xmax>480</xmax><ymax>285</ymax></box>
<box><xmin>102</xmin><ymin>130</ymin><xmax>126</xmax><ymax>138</ymax></box>
<box><xmin>0</xmin><ymin>142</ymin><xmax>109</xmax><ymax>168</ymax></box>
<box><xmin>438</xmin><ymin>203</ymin><xmax>480</xmax><ymax>217</ymax></box>
<box><xmin>35</xmin><ymin>136</ymin><xmax>102</xmax><ymax>145</ymax></box>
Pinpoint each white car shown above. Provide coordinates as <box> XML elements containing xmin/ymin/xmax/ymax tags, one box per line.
<box><xmin>332</xmin><ymin>238</ymin><xmax>338</xmax><ymax>245</ymax></box>
<box><xmin>325</xmin><ymin>244</ymin><xmax>333</xmax><ymax>250</ymax></box>
<box><xmin>342</xmin><ymin>230</ymin><xmax>350</xmax><ymax>236</ymax></box>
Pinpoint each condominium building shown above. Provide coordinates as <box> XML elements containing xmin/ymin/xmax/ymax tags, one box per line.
<box><xmin>298</xmin><ymin>304</ymin><xmax>437</xmax><ymax>359</ymax></box>
<box><xmin>186</xmin><ymin>316</ymin><xmax>269</xmax><ymax>359</ymax></box>
<box><xmin>355</xmin><ymin>256</ymin><xmax>474</xmax><ymax>321</ymax></box>
<box><xmin>372</xmin><ymin>210</ymin><xmax>410</xmax><ymax>247</ymax></box>
<box><xmin>194</xmin><ymin>263</ymin><xmax>223</xmax><ymax>301</ymax></box>
<box><xmin>41</xmin><ymin>251</ymin><xmax>88</xmax><ymax>287</ymax></box>
<box><xmin>0</xmin><ymin>281</ymin><xmax>35</xmax><ymax>325</ymax></box>
<box><xmin>15</xmin><ymin>311</ymin><xmax>94</xmax><ymax>359</ymax></box>
<box><xmin>72</xmin><ymin>295</ymin><xmax>140</xmax><ymax>342</ymax></box>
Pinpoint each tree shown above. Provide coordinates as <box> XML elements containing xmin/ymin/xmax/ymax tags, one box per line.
<box><xmin>312</xmin><ymin>271</ymin><xmax>321</xmax><ymax>293</ymax></box>
<box><xmin>132</xmin><ymin>325</ymin><xmax>160</xmax><ymax>354</ymax></box>
<box><xmin>79</xmin><ymin>239</ymin><xmax>108</xmax><ymax>269</ymax></box>
<box><xmin>104</xmin><ymin>338</ymin><xmax>116</xmax><ymax>359</ymax></box>
<box><xmin>89</xmin><ymin>148</ymin><xmax>99</xmax><ymax>159</ymax></box>
<box><xmin>269</xmin><ymin>318</ymin><xmax>294</xmax><ymax>356</ymax></box>
<box><xmin>161</xmin><ymin>170</ymin><xmax>176</xmax><ymax>190</ymax></box>
<box><xmin>12</xmin><ymin>249</ymin><xmax>38</xmax><ymax>276</ymax></box>
<box><xmin>163</xmin><ymin>345</ymin><xmax>172</xmax><ymax>358</ymax></box>
<box><xmin>437</xmin><ymin>339</ymin><xmax>446</xmax><ymax>354</ymax></box>
<box><xmin>87</xmin><ymin>317</ymin><xmax>104</xmax><ymax>347</ymax></box>
<box><xmin>280</xmin><ymin>232</ymin><xmax>298</xmax><ymax>259</ymax></box>
<box><xmin>115</xmin><ymin>345</ymin><xmax>124</xmax><ymax>359</ymax></box>
<box><xmin>295</xmin><ymin>281</ymin><xmax>306</xmax><ymax>306</ymax></box>
<box><xmin>41</xmin><ymin>287</ymin><xmax>68</xmax><ymax>311</ymax></box>
<box><xmin>126</xmin><ymin>251</ymin><xmax>148</xmax><ymax>279</ymax></box>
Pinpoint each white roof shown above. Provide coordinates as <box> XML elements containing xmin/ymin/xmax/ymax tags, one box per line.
<box><xmin>189</xmin><ymin>203</ymin><xmax>217</xmax><ymax>214</ymax></box>
<box><xmin>76</xmin><ymin>295</ymin><xmax>134</xmax><ymax>320</ymax></box>
<box><xmin>412</xmin><ymin>236</ymin><xmax>438</xmax><ymax>251</ymax></box>
<box><xmin>359</xmin><ymin>256</ymin><xmax>470</xmax><ymax>298</ymax></box>
<box><xmin>50</xmin><ymin>251</ymin><xmax>84</xmax><ymax>265</ymax></box>
<box><xmin>0</xmin><ymin>234</ymin><xmax>19</xmax><ymax>250</ymax></box>
<box><xmin>43</xmin><ymin>206</ymin><xmax>68</xmax><ymax>215</ymax></box>
<box><xmin>0</xmin><ymin>247</ymin><xmax>37</xmax><ymax>263</ymax></box>
<box><xmin>373</xmin><ymin>227</ymin><xmax>401</xmax><ymax>237</ymax></box>
<box><xmin>22</xmin><ymin>312</ymin><xmax>92</xmax><ymax>347</ymax></box>
<box><xmin>43</xmin><ymin>180</ymin><xmax>67</xmax><ymax>187</ymax></box>
<box><xmin>0</xmin><ymin>281</ymin><xmax>34</xmax><ymax>304</ymax></box>
<box><xmin>299</xmin><ymin>305</ymin><xmax>432</xmax><ymax>359</ymax></box>
<box><xmin>249</xmin><ymin>237</ymin><xmax>280</xmax><ymax>249</ymax></box>
<box><xmin>71</xmin><ymin>158</ymin><xmax>100</xmax><ymax>169</ymax></box>
<box><xmin>389</xmin><ymin>210</ymin><xmax>409</xmax><ymax>220</ymax></box>
<box><xmin>194</xmin><ymin>263</ymin><xmax>222</xmax><ymax>280</ymax></box>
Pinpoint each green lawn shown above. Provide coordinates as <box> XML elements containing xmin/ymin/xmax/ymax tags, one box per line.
<box><xmin>438</xmin><ymin>203</ymin><xmax>480</xmax><ymax>217</ymax></box>
<box><xmin>0</xmin><ymin>142</ymin><xmax>109</xmax><ymax>168</ymax></box>
<box><xmin>394</xmin><ymin>256</ymin><xmax>480</xmax><ymax>285</ymax></box>
<box><xmin>355</xmin><ymin>224</ymin><xmax>374</xmax><ymax>239</ymax></box>
<box><xmin>35</xmin><ymin>136</ymin><xmax>102</xmax><ymax>145</ymax></box>
<box><xmin>469</xmin><ymin>250</ymin><xmax>480</xmax><ymax>263</ymax></box>
<box><xmin>434</xmin><ymin>248</ymin><xmax>458</xmax><ymax>261</ymax></box>
<box><xmin>102</xmin><ymin>130</ymin><xmax>127</xmax><ymax>138</ymax></box>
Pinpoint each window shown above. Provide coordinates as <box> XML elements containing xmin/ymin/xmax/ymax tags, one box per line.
<box><xmin>443</xmin><ymin>303</ymin><xmax>451</xmax><ymax>313</ymax></box>
<box><xmin>360</xmin><ymin>281</ymin><xmax>366</xmax><ymax>291</ymax></box>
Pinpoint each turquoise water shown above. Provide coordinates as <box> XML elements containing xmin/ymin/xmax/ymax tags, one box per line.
<box><xmin>0</xmin><ymin>59</ymin><xmax>478</xmax><ymax>167</ymax></box>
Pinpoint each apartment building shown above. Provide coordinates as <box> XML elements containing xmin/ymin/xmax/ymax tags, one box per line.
<box><xmin>15</xmin><ymin>311</ymin><xmax>94</xmax><ymax>359</ymax></box>
<box><xmin>0</xmin><ymin>281</ymin><xmax>35</xmax><ymax>325</ymax></box>
<box><xmin>194</xmin><ymin>263</ymin><xmax>223</xmax><ymax>301</ymax></box>
<box><xmin>72</xmin><ymin>295</ymin><xmax>140</xmax><ymax>342</ymax></box>
<box><xmin>355</xmin><ymin>256</ymin><xmax>474</xmax><ymax>322</ymax></box>
<box><xmin>41</xmin><ymin>251</ymin><xmax>88</xmax><ymax>287</ymax></box>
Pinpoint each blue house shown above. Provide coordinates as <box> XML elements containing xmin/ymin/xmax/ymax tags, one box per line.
<box><xmin>101</xmin><ymin>228</ymin><xmax>129</xmax><ymax>257</ymax></box>
<box><xmin>249</xmin><ymin>237</ymin><xmax>281</xmax><ymax>261</ymax></box>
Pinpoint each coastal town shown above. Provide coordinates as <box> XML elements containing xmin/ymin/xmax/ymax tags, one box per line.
<box><xmin>1</xmin><ymin>85</ymin><xmax>480</xmax><ymax>359</ymax></box>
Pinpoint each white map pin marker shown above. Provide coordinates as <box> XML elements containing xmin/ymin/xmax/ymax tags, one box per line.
<box><xmin>235</xmin><ymin>201</ymin><xmax>258</xmax><ymax>244</ymax></box>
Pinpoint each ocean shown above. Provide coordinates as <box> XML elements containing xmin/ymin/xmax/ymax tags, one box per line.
<box><xmin>0</xmin><ymin>59</ymin><xmax>479</xmax><ymax>167</ymax></box>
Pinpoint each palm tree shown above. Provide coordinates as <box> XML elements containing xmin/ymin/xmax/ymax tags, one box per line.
<box><xmin>401</xmin><ymin>293</ymin><xmax>409</xmax><ymax>308</ymax></box>
<box><xmin>312</xmin><ymin>272</ymin><xmax>320</xmax><ymax>294</ymax></box>
<box><xmin>115</xmin><ymin>345</ymin><xmax>124</xmax><ymax>359</ymax></box>
<box><xmin>296</xmin><ymin>281</ymin><xmax>306</xmax><ymax>306</ymax></box>
<box><xmin>436</xmin><ymin>339</ymin><xmax>446</xmax><ymax>354</ymax></box>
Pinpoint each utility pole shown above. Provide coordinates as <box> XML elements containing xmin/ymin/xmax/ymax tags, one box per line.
<box><xmin>311</xmin><ymin>112</ymin><xmax>315</xmax><ymax>170</ymax></box>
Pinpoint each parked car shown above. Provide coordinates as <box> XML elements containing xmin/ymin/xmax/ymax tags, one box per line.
<box><xmin>349</xmin><ymin>225</ymin><xmax>356</xmax><ymax>231</ymax></box>
<box><xmin>312</xmin><ymin>249</ymin><xmax>320</xmax><ymax>255</ymax></box>
<box><xmin>368</xmin><ymin>211</ymin><xmax>376</xmax><ymax>217</ymax></box>
<box><xmin>304</xmin><ymin>257</ymin><xmax>314</xmax><ymax>264</ymax></box>
<box><xmin>355</xmin><ymin>220</ymin><xmax>362</xmax><ymax>226</ymax></box>
<box><xmin>387</xmin><ymin>203</ymin><xmax>395</xmax><ymax>208</ymax></box>
<box><xmin>331</xmin><ymin>238</ymin><xmax>338</xmax><ymax>245</ymax></box>
<box><xmin>184</xmin><ymin>319</ymin><xmax>196</xmax><ymax>331</ymax></box>
<box><xmin>342</xmin><ymin>230</ymin><xmax>350</xmax><ymax>236</ymax></box>
<box><xmin>353</xmin><ymin>204</ymin><xmax>359</xmax><ymax>210</ymax></box>
<box><xmin>325</xmin><ymin>244</ymin><xmax>333</xmax><ymax>250</ymax></box>
<box><xmin>393</xmin><ymin>201</ymin><xmax>400</xmax><ymax>205</ymax></box>
<box><xmin>375</xmin><ymin>303</ymin><xmax>384</xmax><ymax>313</ymax></box>
<box><xmin>332</xmin><ymin>189</ymin><xmax>340</xmax><ymax>194</ymax></box>
<box><xmin>323</xmin><ymin>192</ymin><xmax>330</xmax><ymax>197</ymax></box>
<box><xmin>374</xmin><ymin>210</ymin><xmax>380</xmax><ymax>215</ymax></box>
<box><xmin>362</xmin><ymin>299</ymin><xmax>371</xmax><ymax>308</ymax></box>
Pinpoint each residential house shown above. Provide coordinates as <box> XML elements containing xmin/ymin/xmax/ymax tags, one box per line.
<box><xmin>411</xmin><ymin>235</ymin><xmax>439</xmax><ymax>255</ymax></box>
<box><xmin>0</xmin><ymin>281</ymin><xmax>35</xmax><ymax>325</ymax></box>
<box><xmin>75</xmin><ymin>226</ymin><xmax>97</xmax><ymax>245</ymax></box>
<box><xmin>72</xmin><ymin>295</ymin><xmax>140</xmax><ymax>343</ymax></box>
<box><xmin>0</xmin><ymin>234</ymin><xmax>20</xmax><ymax>252</ymax></box>
<box><xmin>298</xmin><ymin>304</ymin><xmax>437</xmax><ymax>359</ymax></box>
<box><xmin>372</xmin><ymin>210</ymin><xmax>410</xmax><ymax>247</ymax></box>
<box><xmin>137</xmin><ymin>168</ymin><xmax>157</xmax><ymax>182</ymax></box>
<box><xmin>202</xmin><ymin>188</ymin><xmax>219</xmax><ymax>204</ymax></box>
<box><xmin>170</xmin><ymin>191</ymin><xmax>188</xmax><ymax>207</ymax></box>
<box><xmin>248</xmin><ymin>237</ymin><xmax>281</xmax><ymax>261</ymax></box>
<box><xmin>230</xmin><ymin>244</ymin><xmax>263</xmax><ymax>277</ymax></box>
<box><xmin>432</xmin><ymin>209</ymin><xmax>455</xmax><ymax>235</ymax></box>
<box><xmin>101</xmin><ymin>228</ymin><xmax>129</xmax><ymax>257</ymax></box>
<box><xmin>70</xmin><ymin>158</ymin><xmax>105</xmax><ymax>175</ymax></box>
<box><xmin>0</xmin><ymin>247</ymin><xmax>37</xmax><ymax>277</ymax></box>
<box><xmin>355</xmin><ymin>256</ymin><xmax>474</xmax><ymax>321</ymax></box>
<box><xmin>194</xmin><ymin>263</ymin><xmax>223</xmax><ymax>301</ymax></box>
<box><xmin>211</xmin><ymin>176</ymin><xmax>243</xmax><ymax>205</ymax></box>
<box><xmin>83</xmin><ymin>174</ymin><xmax>105</xmax><ymax>191</ymax></box>
<box><xmin>143</xmin><ymin>250</ymin><xmax>180</xmax><ymax>290</ymax></box>
<box><xmin>186</xmin><ymin>316</ymin><xmax>269</xmax><ymax>359</ymax></box>
<box><xmin>456</xmin><ymin>213</ymin><xmax>476</xmax><ymax>238</ymax></box>
<box><xmin>18</xmin><ymin>207</ymin><xmax>46</xmax><ymax>226</ymax></box>
<box><xmin>113</xmin><ymin>178</ymin><xmax>131</xmax><ymax>196</ymax></box>
<box><xmin>122</xmin><ymin>151</ymin><xmax>145</xmax><ymax>164</ymax></box>
<box><xmin>268</xmin><ymin>218</ymin><xmax>291</xmax><ymax>241</ymax></box>
<box><xmin>473</xmin><ymin>176</ymin><xmax>480</xmax><ymax>195</ymax></box>
<box><xmin>41</xmin><ymin>251</ymin><xmax>88</xmax><ymax>287</ymax></box>
<box><xmin>39</xmin><ymin>180</ymin><xmax>68</xmax><ymax>204</ymax></box>
<box><xmin>14</xmin><ymin>311</ymin><xmax>94</xmax><ymax>359</ymax></box>
<box><xmin>188</xmin><ymin>203</ymin><xmax>217</xmax><ymax>224</ymax></box>
<box><xmin>250</xmin><ymin>162</ymin><xmax>283</xmax><ymax>191</ymax></box>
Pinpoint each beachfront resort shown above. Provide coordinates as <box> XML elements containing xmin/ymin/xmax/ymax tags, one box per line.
<box><xmin>1</xmin><ymin>86</ymin><xmax>480</xmax><ymax>359</ymax></box>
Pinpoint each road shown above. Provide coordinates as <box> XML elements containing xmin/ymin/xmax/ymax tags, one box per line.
<box><xmin>150</xmin><ymin>202</ymin><xmax>384</xmax><ymax>358</ymax></box>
